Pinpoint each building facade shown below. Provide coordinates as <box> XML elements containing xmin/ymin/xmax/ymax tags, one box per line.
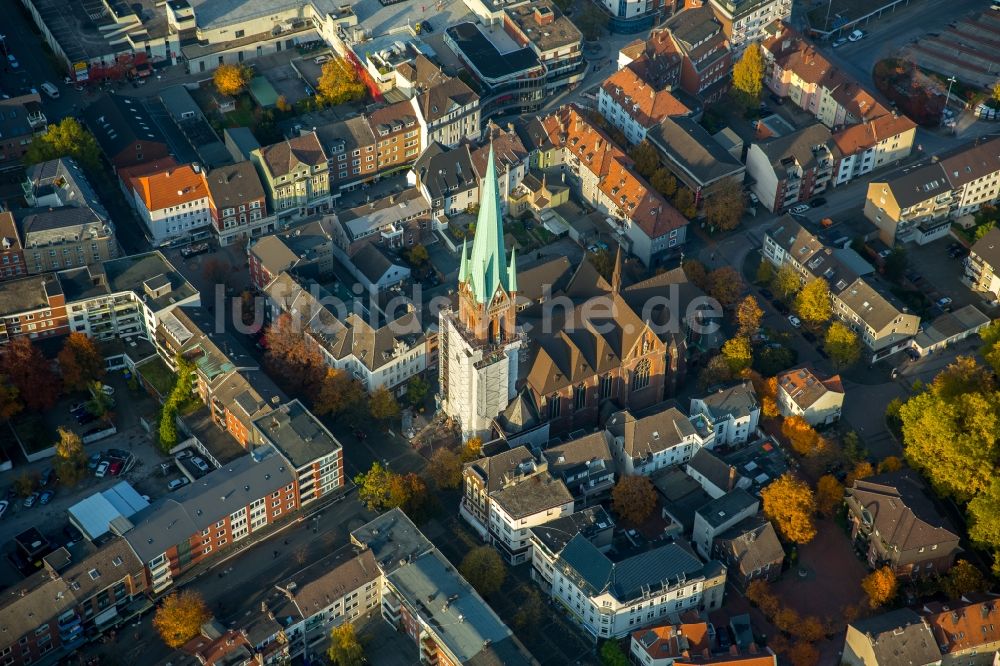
<box><xmin>251</xmin><ymin>133</ymin><xmax>331</xmax><ymax>219</ymax></box>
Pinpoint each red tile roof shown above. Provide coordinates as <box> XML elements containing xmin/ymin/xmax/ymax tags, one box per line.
<box><xmin>601</xmin><ymin>67</ymin><xmax>690</xmax><ymax>129</ymax></box>
<box><xmin>130</xmin><ymin>164</ymin><xmax>209</xmax><ymax>212</ymax></box>
<box><xmin>926</xmin><ymin>600</ymin><xmax>1000</xmax><ymax>656</ymax></box>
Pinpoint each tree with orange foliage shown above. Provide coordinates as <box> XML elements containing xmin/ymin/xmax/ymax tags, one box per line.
<box><xmin>57</xmin><ymin>332</ymin><xmax>105</xmax><ymax>392</ymax></box>
<box><xmin>774</xmin><ymin>607</ymin><xmax>800</xmax><ymax>634</ymax></box>
<box><xmin>745</xmin><ymin>580</ymin><xmax>779</xmax><ymax>617</ymax></box>
<box><xmin>797</xmin><ymin>616</ymin><xmax>826</xmax><ymax>642</ymax></box>
<box><xmin>317</xmin><ymin>58</ymin><xmax>366</xmax><ymax>105</ymax></box>
<box><xmin>862</xmin><ymin>566</ymin><xmax>898</xmax><ymax>608</ymax></box>
<box><xmin>263</xmin><ymin>313</ymin><xmax>326</xmax><ymax>394</ymax></box>
<box><xmin>781</xmin><ymin>415</ymin><xmax>826</xmax><ymax>457</ymax></box>
<box><xmin>612</xmin><ymin>475</ymin><xmax>657</xmax><ymax>525</ymax></box>
<box><xmin>153</xmin><ymin>590</ymin><xmax>211</xmax><ymax>648</ymax></box>
<box><xmin>816</xmin><ymin>474</ymin><xmax>844</xmax><ymax>517</ymax></box>
<box><xmin>788</xmin><ymin>641</ymin><xmax>820</xmax><ymax>666</ymax></box>
<box><xmin>846</xmin><ymin>461</ymin><xmax>875</xmax><ymax>486</ymax></box>
<box><xmin>762</xmin><ymin>474</ymin><xmax>817</xmax><ymax>544</ymax></box>
<box><xmin>1</xmin><ymin>337</ymin><xmax>59</xmax><ymax>412</ymax></box>
<box><xmin>878</xmin><ymin>456</ymin><xmax>903</xmax><ymax>473</ymax></box>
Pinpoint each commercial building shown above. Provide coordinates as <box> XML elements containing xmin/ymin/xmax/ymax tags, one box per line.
<box><xmin>248</xmin><ymin>217</ymin><xmax>336</xmax><ymax>290</ymax></box>
<box><xmin>251</xmin><ymin>132</ymin><xmax>331</xmax><ymax>219</ymax></box>
<box><xmin>15</xmin><ymin>206</ymin><xmax>118</xmax><ymax>275</ymax></box>
<box><xmin>129</xmin><ymin>163</ymin><xmax>212</xmax><ymax>245</ymax></box>
<box><xmin>411</xmin><ymin>142</ymin><xmax>479</xmax><ymax>217</ymax></box>
<box><xmin>685</xmin><ymin>448</ymin><xmax>750</xmax><ymax>500</ymax></box>
<box><xmin>315</xmin><ymin>116</ymin><xmax>379</xmax><ymax>193</ymax></box>
<box><xmin>865</xmin><ymin>136</ymin><xmax>1000</xmax><ymax>246</ymax></box>
<box><xmin>709</xmin><ymin>0</ymin><xmax>791</xmax><ymax>53</ymax></box>
<box><xmin>329</xmin><ymin>188</ymin><xmax>430</xmax><ymax>256</ymax></box>
<box><xmin>645</xmin><ymin>116</ymin><xmax>746</xmax><ymax>204</ymax></box>
<box><xmin>204</xmin><ymin>161</ymin><xmax>271</xmax><ymax>246</ymax></box>
<box><xmin>842</xmin><ymin>609</ymin><xmax>939</xmax><ymax>666</ymax></box>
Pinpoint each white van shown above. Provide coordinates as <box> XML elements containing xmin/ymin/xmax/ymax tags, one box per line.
<box><xmin>40</xmin><ymin>82</ymin><xmax>59</xmax><ymax>99</ymax></box>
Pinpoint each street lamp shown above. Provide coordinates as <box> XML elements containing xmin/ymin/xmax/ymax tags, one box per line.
<box><xmin>943</xmin><ymin>76</ymin><xmax>957</xmax><ymax>126</ymax></box>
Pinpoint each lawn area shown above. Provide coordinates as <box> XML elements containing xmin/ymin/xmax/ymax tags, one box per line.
<box><xmin>507</xmin><ymin>221</ymin><xmax>537</xmax><ymax>251</ymax></box>
<box><xmin>138</xmin><ymin>357</ymin><xmax>175</xmax><ymax>398</ymax></box>
<box><xmin>12</xmin><ymin>414</ymin><xmax>54</xmax><ymax>457</ymax></box>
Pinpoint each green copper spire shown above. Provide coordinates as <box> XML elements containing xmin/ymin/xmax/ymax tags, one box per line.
<box><xmin>507</xmin><ymin>246</ymin><xmax>518</xmax><ymax>294</ymax></box>
<box><xmin>457</xmin><ymin>238</ymin><xmax>469</xmax><ymax>284</ymax></box>
<box><xmin>468</xmin><ymin>144</ymin><xmax>510</xmax><ymax>304</ymax></box>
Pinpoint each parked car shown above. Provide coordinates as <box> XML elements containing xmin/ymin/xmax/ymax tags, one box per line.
<box><xmin>769</xmin><ymin>93</ymin><xmax>784</xmax><ymax>105</ymax></box>
<box><xmin>95</xmin><ymin>461</ymin><xmax>110</xmax><ymax>478</ymax></box>
<box><xmin>23</xmin><ymin>492</ymin><xmax>38</xmax><ymax>508</ymax></box>
<box><xmin>39</xmin><ymin>490</ymin><xmax>54</xmax><ymax>505</ymax></box>
<box><xmin>832</xmin><ymin>36</ymin><xmax>848</xmax><ymax>48</ymax></box>
<box><xmin>809</xmin><ymin>197</ymin><xmax>827</xmax><ymax>208</ymax></box>
<box><xmin>175</xmin><ymin>449</ymin><xmax>192</xmax><ymax>460</ymax></box>
<box><xmin>789</xmin><ymin>204</ymin><xmax>810</xmax><ymax>214</ymax></box>
<box><xmin>64</xmin><ymin>524</ymin><xmax>82</xmax><ymax>545</ymax></box>
<box><xmin>0</xmin><ymin>500</ymin><xmax>7</xmax><ymax>519</ymax></box>
<box><xmin>167</xmin><ymin>477</ymin><xmax>189</xmax><ymax>491</ymax></box>
<box><xmin>7</xmin><ymin>54</ymin><xmax>18</xmax><ymax>69</ymax></box>
<box><xmin>88</xmin><ymin>453</ymin><xmax>102</xmax><ymax>470</ymax></box>
<box><xmin>936</xmin><ymin>297</ymin><xmax>953</xmax><ymax>307</ymax></box>
<box><xmin>180</xmin><ymin>242</ymin><xmax>210</xmax><ymax>258</ymax></box>
<box><xmin>422</xmin><ymin>19</ymin><xmax>433</xmax><ymax>32</ymax></box>
<box><xmin>848</xmin><ymin>29</ymin><xmax>865</xmax><ymax>42</ymax></box>
<box><xmin>98</xmin><ymin>384</ymin><xmax>115</xmax><ymax>396</ymax></box>
<box><xmin>191</xmin><ymin>457</ymin><xmax>209</xmax><ymax>473</ymax></box>
<box><xmin>788</xmin><ymin>314</ymin><xmax>802</xmax><ymax>328</ymax></box>
<box><xmin>108</xmin><ymin>461</ymin><xmax>123</xmax><ymax>476</ymax></box>
<box><xmin>774</xmin><ymin>301</ymin><xmax>790</xmax><ymax>315</ymax></box>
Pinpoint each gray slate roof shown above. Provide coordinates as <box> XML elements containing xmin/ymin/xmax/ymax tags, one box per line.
<box><xmin>848</xmin><ymin>608</ymin><xmax>940</xmax><ymax>666</ymax></box>
<box><xmin>695</xmin><ymin>488</ymin><xmax>759</xmax><ymax>529</ymax></box>
<box><xmin>647</xmin><ymin>115</ymin><xmax>744</xmax><ymax>186</ymax></box>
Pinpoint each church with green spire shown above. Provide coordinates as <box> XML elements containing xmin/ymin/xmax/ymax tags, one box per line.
<box><xmin>439</xmin><ymin>145</ymin><xmax>523</xmax><ymax>437</ymax></box>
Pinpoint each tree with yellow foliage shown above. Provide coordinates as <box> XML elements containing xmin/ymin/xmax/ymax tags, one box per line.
<box><xmin>861</xmin><ymin>566</ymin><xmax>898</xmax><ymax>608</ymax></box>
<box><xmin>317</xmin><ymin>58</ymin><xmax>366</xmax><ymax>106</ymax></box>
<box><xmin>213</xmin><ymin>63</ymin><xmax>251</xmax><ymax>97</ymax></box>
<box><xmin>846</xmin><ymin>461</ymin><xmax>875</xmax><ymax>486</ymax></box>
<box><xmin>153</xmin><ymin>590</ymin><xmax>211</xmax><ymax>648</ymax></box>
<box><xmin>877</xmin><ymin>456</ymin><xmax>903</xmax><ymax>473</ymax></box>
<box><xmin>460</xmin><ymin>437</ymin><xmax>483</xmax><ymax>462</ymax></box>
<box><xmin>762</xmin><ymin>474</ymin><xmax>817</xmax><ymax>544</ymax></box>
<box><xmin>781</xmin><ymin>415</ymin><xmax>826</xmax><ymax>457</ymax></box>
<box><xmin>815</xmin><ymin>474</ymin><xmax>844</xmax><ymax>517</ymax></box>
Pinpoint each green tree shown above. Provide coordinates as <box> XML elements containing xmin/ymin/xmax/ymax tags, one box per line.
<box><xmin>327</xmin><ymin>623</ymin><xmax>364</xmax><ymax>666</ymax></box>
<box><xmin>313</xmin><ymin>368</ymin><xmax>366</xmax><ymax>418</ymax></box>
<box><xmin>589</xmin><ymin>248</ymin><xmax>615</xmax><ymax>282</ymax></box>
<box><xmin>823</xmin><ymin>321</ymin><xmax>862</xmax><ymax>368</ymax></box>
<box><xmin>732</xmin><ymin>44</ymin><xmax>765</xmax><ymax>107</ymax></box>
<box><xmin>369</xmin><ymin>386</ymin><xmax>400</xmax><ymax>422</ymax></box>
<box><xmin>755</xmin><ymin>259</ymin><xmax>774</xmax><ymax>285</ymax></box>
<box><xmin>975</xmin><ymin>222</ymin><xmax>996</xmax><ymax>241</ymax></box>
<box><xmin>355</xmin><ymin>461</ymin><xmax>395</xmax><ymax>511</ymax></box>
<box><xmin>721</xmin><ymin>335</ymin><xmax>753</xmax><ymax>374</ymax></box>
<box><xmin>53</xmin><ymin>427</ymin><xmax>87</xmax><ymax>487</ymax></box>
<box><xmin>405</xmin><ymin>376</ymin><xmax>429</xmax><ymax>407</ymax></box>
<box><xmin>682</xmin><ymin>259</ymin><xmax>709</xmax><ymax>290</ymax></box>
<box><xmin>794</xmin><ymin>277</ymin><xmax>832</xmax><ymax>324</ymax></box>
<box><xmin>883</xmin><ymin>248</ymin><xmax>908</xmax><ymax>282</ymax></box>
<box><xmin>703</xmin><ymin>180</ymin><xmax>746</xmax><ymax>231</ymax></box>
<box><xmin>24</xmin><ymin>117</ymin><xmax>101</xmax><ymax>174</ymax></box>
<box><xmin>771</xmin><ymin>264</ymin><xmax>801</xmax><ymax>299</ymax></box>
<box><xmin>628</xmin><ymin>141</ymin><xmax>660</xmax><ymax>178</ymax></box>
<box><xmin>317</xmin><ymin>58</ymin><xmax>367</xmax><ymax>105</ymax></box>
<box><xmin>753</xmin><ymin>345</ymin><xmax>797</xmax><ymax>376</ymax></box>
<box><xmin>158</xmin><ymin>356</ymin><xmax>195</xmax><ymax>453</ymax></box>
<box><xmin>460</xmin><ymin>546</ymin><xmax>507</xmax><ymax>597</ymax></box>
<box><xmin>968</xmin><ymin>478</ymin><xmax>1000</xmax><ymax>548</ymax></box>
<box><xmin>1</xmin><ymin>337</ymin><xmax>60</xmax><ymax>412</ymax></box>
<box><xmin>942</xmin><ymin>560</ymin><xmax>986</xmax><ymax>599</ymax></box>
<box><xmin>699</xmin><ymin>355</ymin><xmax>735</xmax><ymax>390</ymax></box>
<box><xmin>599</xmin><ymin>640</ymin><xmax>629</xmax><ymax>666</ymax></box>
<box><xmin>513</xmin><ymin>585</ymin><xmax>545</xmax><ymax>633</ymax></box>
<box><xmin>406</xmin><ymin>244</ymin><xmax>430</xmax><ymax>266</ymax></box>
<box><xmin>861</xmin><ymin>566</ymin><xmax>898</xmax><ymax>608</ymax></box>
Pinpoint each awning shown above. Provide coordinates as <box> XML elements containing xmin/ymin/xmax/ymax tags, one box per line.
<box><xmin>94</xmin><ymin>607</ymin><xmax>119</xmax><ymax>627</ymax></box>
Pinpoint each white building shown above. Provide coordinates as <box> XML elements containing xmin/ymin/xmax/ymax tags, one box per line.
<box><xmin>689</xmin><ymin>381</ymin><xmax>760</xmax><ymax>447</ymax></box>
<box><xmin>548</xmin><ymin>534</ymin><xmax>726</xmax><ymax>639</ymax></box>
<box><xmin>488</xmin><ymin>468</ymin><xmax>574</xmax><ymax>564</ymax></box>
<box><xmin>607</xmin><ymin>406</ymin><xmax>714</xmax><ymax>477</ymax></box>
<box><xmin>129</xmin><ymin>163</ymin><xmax>212</xmax><ymax>245</ymax></box>
<box><xmin>411</xmin><ymin>77</ymin><xmax>481</xmax><ymax>149</ymax></box>
<box><xmin>691</xmin><ymin>488</ymin><xmax>759</xmax><ymax>559</ymax></box>
<box><xmin>710</xmin><ymin>0</ymin><xmax>792</xmax><ymax>54</ymax></box>
<box><xmin>776</xmin><ymin>366</ymin><xmax>845</xmax><ymax>426</ymax></box>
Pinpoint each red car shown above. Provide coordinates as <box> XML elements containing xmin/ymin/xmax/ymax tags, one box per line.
<box><xmin>108</xmin><ymin>460</ymin><xmax>123</xmax><ymax>476</ymax></box>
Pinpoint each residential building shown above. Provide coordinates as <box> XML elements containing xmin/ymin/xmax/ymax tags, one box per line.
<box><xmin>248</xmin><ymin>218</ymin><xmax>336</xmax><ymax>290</ymax></box>
<box><xmin>368</xmin><ymin>100</ymin><xmax>422</xmax><ymax>173</ymax></box>
<box><xmin>250</xmin><ymin>133</ymin><xmax>331</xmax><ymax>219</ymax></box>
<box><xmin>0</xmin><ymin>93</ymin><xmax>47</xmax><ymax>166</ymax></box>
<box><xmin>646</xmin><ymin>116</ymin><xmax>746</xmax><ymax>203</ymax></box>
<box><xmin>330</xmin><ymin>188</ymin><xmax>431</xmax><ymax>256</ymax></box>
<box><xmin>540</xmin><ymin>432</ymin><xmax>616</xmax><ymax>509</ymax></box>
<box><xmin>630</xmin><ymin>620</ymin><xmax>779</xmax><ymax>665</ymax></box>
<box><xmin>598</xmin><ymin>66</ymin><xmax>691</xmax><ymax>145</ymax></box>
<box><xmin>129</xmin><ymin>163</ymin><xmax>212</xmax><ymax>245</ymax></box>
<box><xmin>762</xmin><ymin>217</ymin><xmax>920</xmax><ymax>354</ymax></box>
<box><xmin>274</xmin><ymin>546</ymin><xmax>380</xmax><ymax>660</ymax></box>
<box><xmin>411</xmin><ymin>76</ymin><xmax>481</xmax><ymax>148</ymax></box>
<box><xmin>745</xmin><ymin>124</ymin><xmax>839</xmax><ymax>212</ymax></box>
<box><xmin>542</xmin><ymin>105</ymin><xmax>689</xmax><ymax>265</ymax></box>
<box><xmin>410</xmin><ymin>142</ymin><xmax>479</xmax><ymax>217</ymax></box>
<box><xmin>548</xmin><ymin>533</ymin><xmax>726</xmax><ymax>639</ymax></box>
<box><xmin>911</xmin><ymin>305</ymin><xmax>991</xmax><ymax>357</ymax></box>
<box><xmin>845</xmin><ymin>470</ymin><xmax>961</xmax><ymax>579</ymax></box>
<box><xmin>689</xmin><ymin>381</ymin><xmax>759</xmax><ymax>446</ymax></box>
<box><xmin>710</xmin><ymin>515</ymin><xmax>784</xmax><ymax>589</ymax></box>
<box><xmin>470</xmin><ymin>123</ymin><xmax>531</xmax><ymax>213</ymax></box>
<box><xmin>709</xmin><ymin>0</ymin><xmax>791</xmax><ymax>53</ymax></box>
<box><xmin>528</xmin><ymin>507</ymin><xmax>615</xmax><ymax>592</ymax></box>
<box><xmin>776</xmin><ymin>366</ymin><xmax>844</xmax><ymax>426</ymax></box>
<box><xmin>685</xmin><ymin>448</ymin><xmax>750</xmax><ymax>500</ymax></box>
<box><xmin>122</xmin><ymin>446</ymin><xmax>296</xmax><ymax>593</ymax></box>
<box><xmin>924</xmin><ymin>599</ymin><xmax>1000</xmax><ymax>666</ymax></box>
<box><xmin>251</xmin><ymin>400</ymin><xmax>344</xmax><ymax>505</ymax></box>
<box><xmin>967</xmin><ymin>227</ymin><xmax>1000</xmax><ymax>299</ymax></box>
<box><xmin>204</xmin><ymin>161</ymin><xmax>271</xmax><ymax>245</ymax></box>
<box><xmin>315</xmin><ymin>117</ymin><xmax>378</xmax><ymax>193</ymax></box>
<box><xmin>346</xmin><ymin>243</ymin><xmax>410</xmax><ymax>292</ymax></box>
<box><xmin>0</xmin><ymin>213</ymin><xmax>25</xmax><ymax>281</ymax></box>
<box><xmin>842</xmin><ymin>609</ymin><xmax>940</xmax><ymax>666</ymax></box>
<box><xmin>607</xmin><ymin>405</ymin><xmax>714</xmax><ymax>476</ymax></box>
<box><xmin>761</xmin><ymin>24</ymin><xmax>917</xmax><ymax>187</ymax></box>
<box><xmin>83</xmin><ymin>94</ymin><xmax>170</xmax><ymax>171</ymax></box>
<box><xmin>691</xmin><ymin>488</ymin><xmax>759</xmax><ymax>559</ymax></box>
<box><xmin>23</xmin><ymin>157</ymin><xmax>109</xmax><ymax>218</ymax></box>
<box><xmin>865</xmin><ymin>136</ymin><xmax>1000</xmax><ymax>246</ymax></box>
<box><xmin>15</xmin><ymin>206</ymin><xmax>118</xmax><ymax>274</ymax></box>
<box><xmin>0</xmin><ymin>538</ymin><xmax>146</xmax><ymax>666</ymax></box>
<box><xmin>0</xmin><ymin>272</ymin><xmax>68</xmax><ymax>343</ymax></box>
